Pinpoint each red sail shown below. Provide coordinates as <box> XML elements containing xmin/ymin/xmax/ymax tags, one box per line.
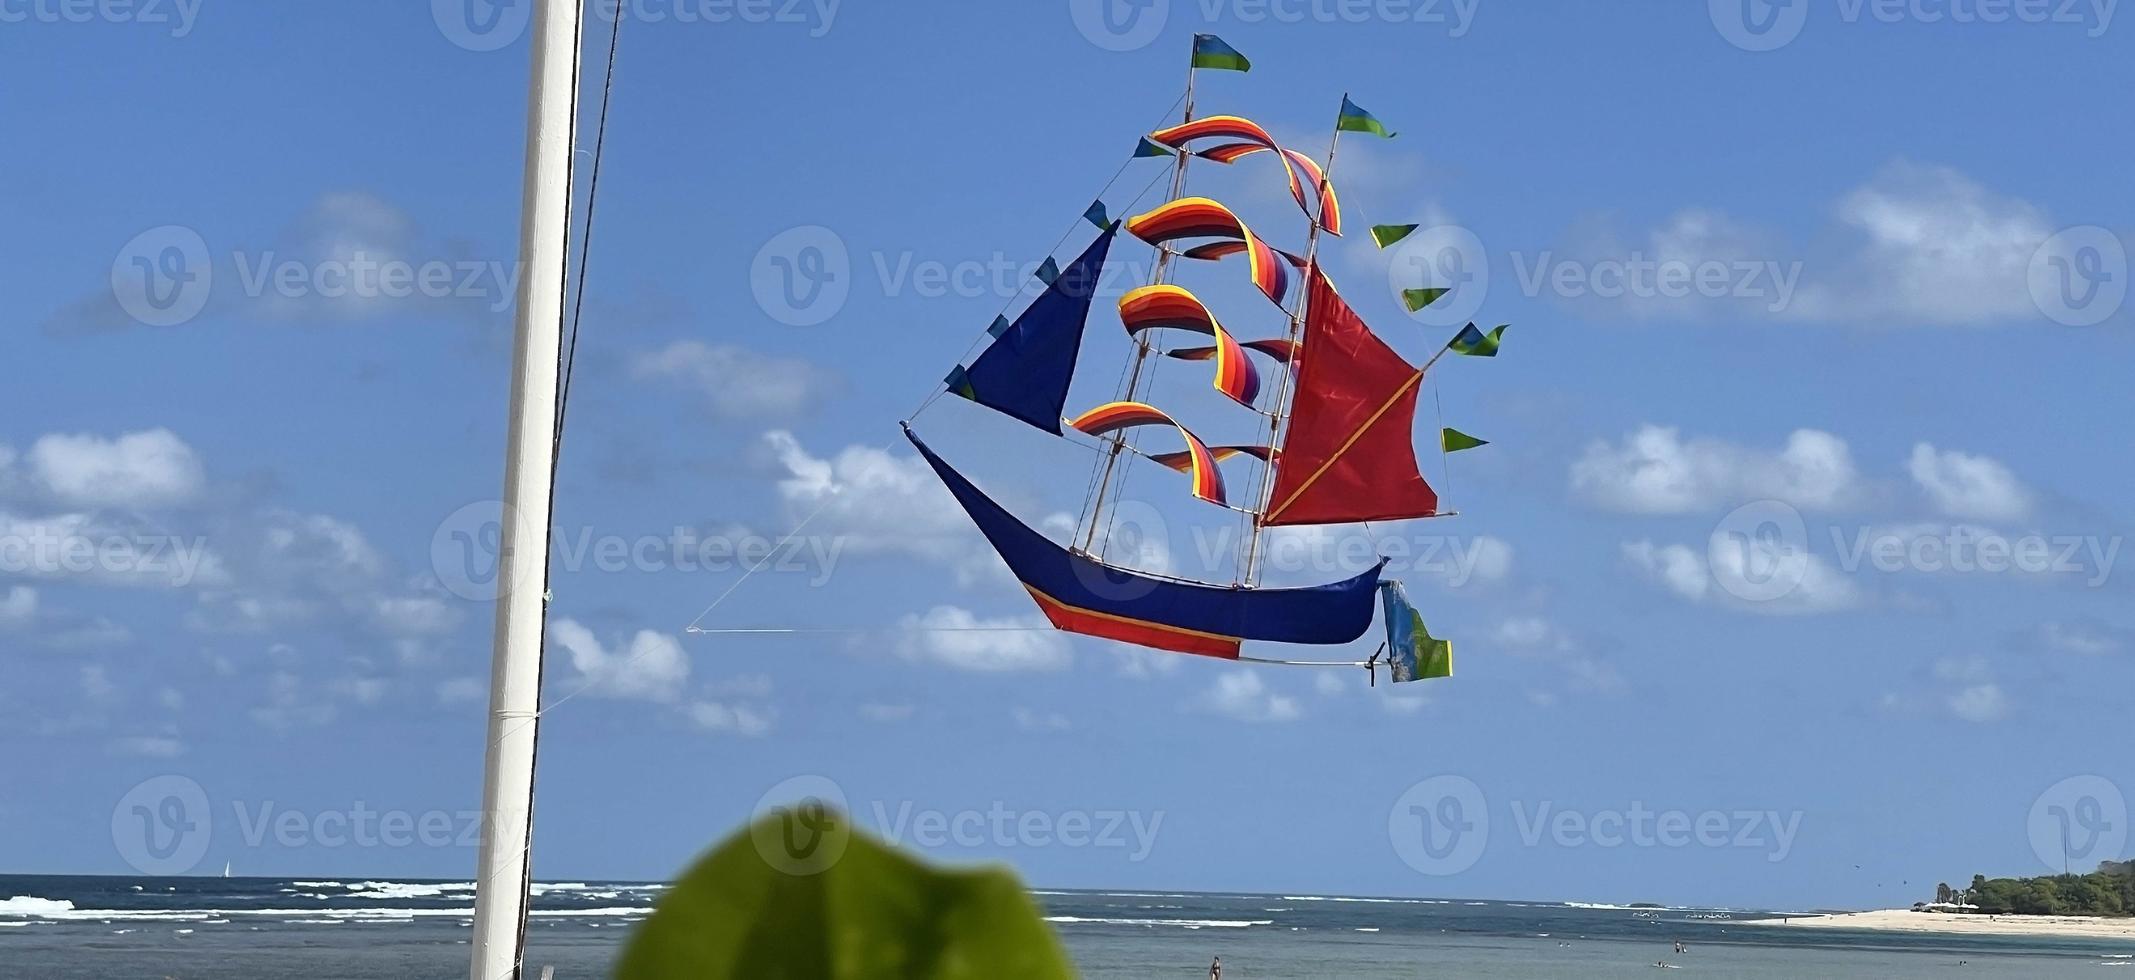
<box><xmin>1260</xmin><ymin>265</ymin><xmax>1439</xmax><ymax>526</ymax></box>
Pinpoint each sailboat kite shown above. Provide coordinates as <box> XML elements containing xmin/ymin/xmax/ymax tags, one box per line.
<box><xmin>906</xmin><ymin>34</ymin><xmax>1507</xmax><ymax>683</ymax></box>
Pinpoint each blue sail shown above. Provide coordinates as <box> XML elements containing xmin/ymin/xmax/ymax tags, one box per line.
<box><xmin>944</xmin><ymin>224</ymin><xmax>1118</xmax><ymax>435</ymax></box>
<box><xmin>905</xmin><ymin>424</ymin><xmax>1382</xmax><ymax>658</ymax></box>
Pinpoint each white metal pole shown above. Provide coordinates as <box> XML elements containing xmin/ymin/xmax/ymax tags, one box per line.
<box><xmin>469</xmin><ymin>0</ymin><xmax>581</xmax><ymax>977</ymax></box>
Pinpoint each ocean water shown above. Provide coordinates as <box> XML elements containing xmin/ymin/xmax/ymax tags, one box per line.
<box><xmin>3</xmin><ymin>875</ymin><xmax>2131</xmax><ymax>978</ymax></box>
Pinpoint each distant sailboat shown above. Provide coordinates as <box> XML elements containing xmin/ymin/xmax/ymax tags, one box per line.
<box><xmin>220</xmin><ymin>861</ymin><xmax>230</xmax><ymax>878</ymax></box>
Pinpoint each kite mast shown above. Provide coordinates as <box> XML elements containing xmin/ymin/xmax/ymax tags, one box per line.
<box><xmin>1077</xmin><ymin>42</ymin><xmax>1200</xmax><ymax>556</ymax></box>
<box><xmin>469</xmin><ymin>0</ymin><xmax>580</xmax><ymax>976</ymax></box>
<box><xmin>1241</xmin><ymin>107</ymin><xmax>1347</xmax><ymax>585</ymax></box>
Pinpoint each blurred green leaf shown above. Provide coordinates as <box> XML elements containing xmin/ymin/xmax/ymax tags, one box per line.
<box><xmin>617</xmin><ymin>806</ymin><xmax>1075</xmax><ymax>980</ymax></box>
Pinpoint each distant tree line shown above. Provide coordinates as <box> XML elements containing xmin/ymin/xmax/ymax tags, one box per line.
<box><xmin>1929</xmin><ymin>861</ymin><xmax>2135</xmax><ymax>917</ymax></box>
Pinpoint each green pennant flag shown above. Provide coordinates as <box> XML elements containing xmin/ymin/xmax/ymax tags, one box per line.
<box><xmin>1447</xmin><ymin>322</ymin><xmax>1508</xmax><ymax>357</ymax></box>
<box><xmin>1035</xmin><ymin>257</ymin><xmax>1060</xmax><ymax>286</ymax></box>
<box><xmin>1402</xmin><ymin>287</ymin><xmax>1448</xmax><ymax>312</ymax></box>
<box><xmin>1371</xmin><ymin>224</ymin><xmax>1419</xmax><ymax>249</ymax></box>
<box><xmin>1337</xmin><ymin>95</ymin><xmax>1396</xmax><ymax>138</ymax></box>
<box><xmin>1082</xmin><ymin>200</ymin><xmax>1109</xmax><ymax>230</ymax></box>
<box><xmin>1191</xmin><ymin>34</ymin><xmax>1251</xmax><ymax>72</ymax></box>
<box><xmin>1441</xmin><ymin>427</ymin><xmax>1489</xmax><ymax>453</ymax></box>
<box><xmin>1134</xmin><ymin>136</ymin><xmax>1176</xmax><ymax>158</ymax></box>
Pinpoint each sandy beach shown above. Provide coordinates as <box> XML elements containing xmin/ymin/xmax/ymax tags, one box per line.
<box><xmin>1738</xmin><ymin>908</ymin><xmax>2135</xmax><ymax>940</ymax></box>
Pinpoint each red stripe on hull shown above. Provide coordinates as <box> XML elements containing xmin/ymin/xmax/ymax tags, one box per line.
<box><xmin>1024</xmin><ymin>587</ymin><xmax>1242</xmax><ymax>659</ymax></box>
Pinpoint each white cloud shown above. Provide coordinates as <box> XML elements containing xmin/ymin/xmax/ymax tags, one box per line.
<box><xmin>1488</xmin><ymin>614</ymin><xmax>1624</xmax><ymax>697</ymax></box>
<box><xmin>1380</xmin><ymin>691</ymin><xmax>1431</xmax><ymax>714</ymax></box>
<box><xmin>1572</xmin><ymin>426</ymin><xmax>1859</xmax><ymax>513</ymax></box>
<box><xmin>550</xmin><ymin>619</ymin><xmax>691</xmax><ymax>702</ymax></box>
<box><xmin>2037</xmin><ymin>620</ymin><xmax>2130</xmax><ymax>656</ymax></box>
<box><xmin>859</xmin><ymin>702</ymin><xmax>915</xmax><ymax>723</ymax></box>
<box><xmin>1563</xmin><ymin>163</ymin><xmax>2061</xmax><ymax>327</ymax></box>
<box><xmin>1622</xmin><ymin>537</ymin><xmax>1860</xmax><ymax>615</ymax></box>
<box><xmin>20</xmin><ymin>429</ymin><xmax>204</xmax><ymax>510</ymax></box>
<box><xmin>1011</xmin><ymin>706</ymin><xmax>1072</xmax><ymax>732</ymax></box>
<box><xmin>1314</xmin><ymin>672</ymin><xmax>1348</xmax><ymax>696</ymax></box>
<box><xmin>80</xmin><ymin>665</ymin><xmax>116</xmax><ymax>703</ymax></box>
<box><xmin>895</xmin><ymin>606</ymin><xmax>1070</xmax><ymax>672</ymax></box>
<box><xmin>0</xmin><ymin>586</ymin><xmax>37</xmax><ymax>628</ymax></box>
<box><xmin>1493</xmin><ymin>615</ymin><xmax>1576</xmax><ymax>654</ymax></box>
<box><xmin>436</xmin><ymin>677</ymin><xmax>487</xmax><ymax>704</ymax></box>
<box><xmin>1620</xmin><ymin>541</ymin><xmax>1710</xmax><ymax>602</ymax></box>
<box><xmin>1196</xmin><ymin>670</ymin><xmax>1301</xmax><ymax>723</ymax></box>
<box><xmin>762</xmin><ymin>431</ymin><xmax>995</xmax><ymax>582</ymax></box>
<box><xmin>632</xmin><ymin>341</ymin><xmax>839</xmax><ymax>419</ymax></box>
<box><xmin>688</xmin><ymin>699</ymin><xmax>774</xmax><ymax>737</ymax></box>
<box><xmin>1907</xmin><ymin>443</ymin><xmax>2032</xmax><ymax>522</ymax></box>
<box><xmin>1791</xmin><ymin>163</ymin><xmax>2054</xmax><ymax>324</ymax></box>
<box><xmin>1946</xmin><ymin>684</ymin><xmax>2009</xmax><ymax>723</ymax></box>
<box><xmin>1111</xmin><ymin>645</ymin><xmax>1184</xmax><ymax>679</ymax></box>
<box><xmin>110</xmin><ymin>735</ymin><xmax>184</xmax><ymax>758</ymax></box>
<box><xmin>1932</xmin><ymin>658</ymin><xmax>2009</xmax><ymax>722</ymax></box>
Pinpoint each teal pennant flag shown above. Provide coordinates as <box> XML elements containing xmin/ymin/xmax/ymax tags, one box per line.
<box><xmin>1337</xmin><ymin>95</ymin><xmax>1395</xmax><ymax>138</ymax></box>
<box><xmin>1191</xmin><ymin>34</ymin><xmax>1251</xmax><ymax>72</ymax></box>
<box><xmin>1447</xmin><ymin>322</ymin><xmax>1508</xmax><ymax>357</ymax></box>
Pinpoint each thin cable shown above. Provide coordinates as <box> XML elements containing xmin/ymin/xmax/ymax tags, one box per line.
<box><xmin>551</xmin><ymin>2</ymin><xmax>626</xmax><ymax>465</ymax></box>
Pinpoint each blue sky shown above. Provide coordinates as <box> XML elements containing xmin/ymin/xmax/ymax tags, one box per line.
<box><xmin>3</xmin><ymin>1</ymin><xmax>2133</xmax><ymax>911</ymax></box>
